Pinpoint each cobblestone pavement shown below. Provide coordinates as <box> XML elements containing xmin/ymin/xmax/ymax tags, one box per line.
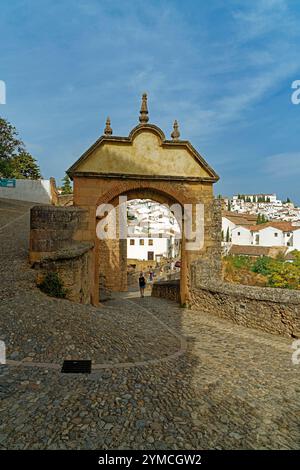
<box><xmin>0</xmin><ymin>199</ymin><xmax>300</xmax><ymax>449</ymax></box>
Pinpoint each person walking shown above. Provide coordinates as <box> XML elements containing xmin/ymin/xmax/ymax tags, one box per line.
<box><xmin>139</xmin><ymin>272</ymin><xmax>146</xmax><ymax>298</ymax></box>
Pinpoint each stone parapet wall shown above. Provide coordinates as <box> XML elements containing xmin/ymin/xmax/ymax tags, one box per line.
<box><xmin>29</xmin><ymin>205</ymin><xmax>94</xmax><ymax>304</ymax></box>
<box><xmin>152</xmin><ymin>280</ymin><xmax>180</xmax><ymax>303</ymax></box>
<box><xmin>29</xmin><ymin>205</ymin><xmax>89</xmax><ymax>264</ymax></box>
<box><xmin>191</xmin><ymin>281</ymin><xmax>300</xmax><ymax>338</ymax></box>
<box><xmin>36</xmin><ymin>243</ymin><xmax>94</xmax><ymax>304</ymax></box>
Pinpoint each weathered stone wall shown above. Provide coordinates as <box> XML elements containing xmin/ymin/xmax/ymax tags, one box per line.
<box><xmin>152</xmin><ymin>280</ymin><xmax>180</xmax><ymax>303</ymax></box>
<box><xmin>97</xmin><ymin>207</ymin><xmax>127</xmax><ymax>293</ymax></box>
<box><xmin>29</xmin><ymin>205</ymin><xmax>89</xmax><ymax>263</ymax></box>
<box><xmin>36</xmin><ymin>243</ymin><xmax>93</xmax><ymax>304</ymax></box>
<box><xmin>190</xmin><ymin>198</ymin><xmax>222</xmax><ymax>288</ymax></box>
<box><xmin>98</xmin><ymin>238</ymin><xmax>127</xmax><ymax>292</ymax></box>
<box><xmin>191</xmin><ymin>281</ymin><xmax>300</xmax><ymax>338</ymax></box>
<box><xmin>29</xmin><ymin>205</ymin><xmax>94</xmax><ymax>304</ymax></box>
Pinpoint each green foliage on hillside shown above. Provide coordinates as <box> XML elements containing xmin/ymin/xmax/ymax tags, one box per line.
<box><xmin>224</xmin><ymin>251</ymin><xmax>300</xmax><ymax>290</ymax></box>
<box><xmin>38</xmin><ymin>272</ymin><xmax>67</xmax><ymax>298</ymax></box>
<box><xmin>256</xmin><ymin>213</ymin><xmax>268</xmax><ymax>224</ymax></box>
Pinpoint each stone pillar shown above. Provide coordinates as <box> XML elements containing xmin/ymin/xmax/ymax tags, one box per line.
<box><xmin>189</xmin><ymin>198</ymin><xmax>222</xmax><ymax>289</ymax></box>
<box><xmin>179</xmin><ymin>198</ymin><xmax>222</xmax><ymax>306</ymax></box>
<box><xmin>98</xmin><ymin>206</ymin><xmax>128</xmax><ymax>295</ymax></box>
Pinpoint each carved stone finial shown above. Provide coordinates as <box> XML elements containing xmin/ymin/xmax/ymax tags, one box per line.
<box><xmin>139</xmin><ymin>93</ymin><xmax>149</xmax><ymax>123</ymax></box>
<box><xmin>171</xmin><ymin>120</ymin><xmax>180</xmax><ymax>140</ymax></box>
<box><xmin>104</xmin><ymin>116</ymin><xmax>112</xmax><ymax>135</ymax></box>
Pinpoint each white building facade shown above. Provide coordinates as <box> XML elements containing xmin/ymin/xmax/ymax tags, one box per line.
<box><xmin>126</xmin><ymin>199</ymin><xmax>181</xmax><ymax>261</ymax></box>
<box><xmin>230</xmin><ymin>222</ymin><xmax>300</xmax><ymax>251</ymax></box>
<box><xmin>127</xmin><ymin>237</ymin><xmax>174</xmax><ymax>262</ymax></box>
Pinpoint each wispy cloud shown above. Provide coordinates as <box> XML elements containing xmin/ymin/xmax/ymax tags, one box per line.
<box><xmin>1</xmin><ymin>0</ymin><xmax>300</xmax><ymax>200</ymax></box>
<box><xmin>264</xmin><ymin>153</ymin><xmax>300</xmax><ymax>179</ymax></box>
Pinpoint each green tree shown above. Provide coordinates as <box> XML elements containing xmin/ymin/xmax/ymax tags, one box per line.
<box><xmin>0</xmin><ymin>117</ymin><xmax>24</xmax><ymax>160</ymax></box>
<box><xmin>0</xmin><ymin>117</ymin><xmax>41</xmax><ymax>179</ymax></box>
<box><xmin>227</xmin><ymin>200</ymin><xmax>231</xmax><ymax>211</ymax></box>
<box><xmin>257</xmin><ymin>213</ymin><xmax>268</xmax><ymax>224</ymax></box>
<box><xmin>11</xmin><ymin>152</ymin><xmax>41</xmax><ymax>179</ymax></box>
<box><xmin>252</xmin><ymin>256</ymin><xmax>274</xmax><ymax>276</ymax></box>
<box><xmin>226</xmin><ymin>227</ymin><xmax>230</xmax><ymax>242</ymax></box>
<box><xmin>61</xmin><ymin>174</ymin><xmax>73</xmax><ymax>194</ymax></box>
<box><xmin>267</xmin><ymin>263</ymin><xmax>300</xmax><ymax>289</ymax></box>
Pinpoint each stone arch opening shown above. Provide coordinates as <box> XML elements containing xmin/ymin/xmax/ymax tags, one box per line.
<box><xmin>95</xmin><ymin>187</ymin><xmax>184</xmax><ymax>302</ymax></box>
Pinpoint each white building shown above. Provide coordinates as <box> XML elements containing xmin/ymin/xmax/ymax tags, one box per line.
<box><xmin>231</xmin><ymin>221</ymin><xmax>300</xmax><ymax>252</ymax></box>
<box><xmin>127</xmin><ymin>199</ymin><xmax>180</xmax><ymax>238</ymax></box>
<box><xmin>231</xmin><ymin>226</ymin><xmax>253</xmax><ymax>245</ymax></box>
<box><xmin>222</xmin><ymin>211</ymin><xmax>257</xmax><ymax>241</ymax></box>
<box><xmin>227</xmin><ymin>193</ymin><xmax>300</xmax><ymax>222</ymax></box>
<box><xmin>127</xmin><ymin>236</ymin><xmax>177</xmax><ymax>262</ymax></box>
<box><xmin>126</xmin><ymin>199</ymin><xmax>181</xmax><ymax>261</ymax></box>
<box><xmin>232</xmin><ymin>193</ymin><xmax>278</xmax><ymax>203</ymax></box>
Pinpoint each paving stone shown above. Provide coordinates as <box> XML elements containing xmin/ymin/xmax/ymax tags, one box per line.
<box><xmin>0</xmin><ymin>200</ymin><xmax>299</xmax><ymax>450</ymax></box>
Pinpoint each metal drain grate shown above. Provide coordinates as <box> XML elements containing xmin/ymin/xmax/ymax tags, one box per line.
<box><xmin>61</xmin><ymin>360</ymin><xmax>92</xmax><ymax>374</ymax></box>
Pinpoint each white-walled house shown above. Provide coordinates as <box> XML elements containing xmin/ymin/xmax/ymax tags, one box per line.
<box><xmin>230</xmin><ymin>222</ymin><xmax>300</xmax><ymax>252</ymax></box>
<box><xmin>231</xmin><ymin>226</ymin><xmax>253</xmax><ymax>245</ymax></box>
<box><xmin>127</xmin><ymin>237</ymin><xmax>176</xmax><ymax>262</ymax></box>
<box><xmin>222</xmin><ymin>211</ymin><xmax>257</xmax><ymax>241</ymax></box>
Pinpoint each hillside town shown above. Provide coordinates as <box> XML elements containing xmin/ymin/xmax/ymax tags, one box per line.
<box><xmin>224</xmin><ymin>193</ymin><xmax>300</xmax><ymax>222</ymax></box>
<box><xmin>222</xmin><ymin>194</ymin><xmax>300</xmax><ymax>258</ymax></box>
<box><xmin>125</xmin><ymin>194</ymin><xmax>300</xmax><ymax>262</ymax></box>
<box><xmin>127</xmin><ymin>199</ymin><xmax>181</xmax><ymax>262</ymax></box>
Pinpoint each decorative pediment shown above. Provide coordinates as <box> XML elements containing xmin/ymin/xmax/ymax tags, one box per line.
<box><xmin>67</xmin><ymin>96</ymin><xmax>219</xmax><ymax>182</ymax></box>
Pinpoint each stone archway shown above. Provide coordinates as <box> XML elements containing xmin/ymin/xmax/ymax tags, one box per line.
<box><xmin>67</xmin><ymin>94</ymin><xmax>221</xmax><ymax>306</ymax></box>
<box><xmin>95</xmin><ymin>185</ymin><xmax>185</xmax><ymax>302</ymax></box>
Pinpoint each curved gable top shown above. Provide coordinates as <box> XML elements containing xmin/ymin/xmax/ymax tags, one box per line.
<box><xmin>67</xmin><ymin>123</ymin><xmax>219</xmax><ymax>182</ymax></box>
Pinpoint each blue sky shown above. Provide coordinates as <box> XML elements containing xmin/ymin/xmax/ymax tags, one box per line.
<box><xmin>1</xmin><ymin>0</ymin><xmax>300</xmax><ymax>202</ymax></box>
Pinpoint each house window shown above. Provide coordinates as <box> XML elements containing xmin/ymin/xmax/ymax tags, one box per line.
<box><xmin>237</xmin><ymin>232</ymin><xmax>241</xmax><ymax>236</ymax></box>
<box><xmin>274</xmin><ymin>233</ymin><xmax>278</xmax><ymax>237</ymax></box>
<box><xmin>147</xmin><ymin>251</ymin><xmax>154</xmax><ymax>261</ymax></box>
<box><xmin>130</xmin><ymin>239</ymin><xmax>135</xmax><ymax>245</ymax></box>
<box><xmin>139</xmin><ymin>239</ymin><xmax>144</xmax><ymax>246</ymax></box>
<box><xmin>148</xmin><ymin>239</ymin><xmax>153</xmax><ymax>246</ymax></box>
<box><xmin>287</xmin><ymin>233</ymin><xmax>291</xmax><ymax>237</ymax></box>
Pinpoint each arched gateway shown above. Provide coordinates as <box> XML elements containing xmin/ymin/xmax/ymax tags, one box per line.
<box><xmin>67</xmin><ymin>94</ymin><xmax>221</xmax><ymax>306</ymax></box>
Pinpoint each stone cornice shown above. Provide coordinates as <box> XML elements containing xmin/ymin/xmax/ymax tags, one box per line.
<box><xmin>71</xmin><ymin>171</ymin><xmax>217</xmax><ymax>183</ymax></box>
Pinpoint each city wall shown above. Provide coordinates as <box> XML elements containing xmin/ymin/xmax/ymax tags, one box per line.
<box><xmin>152</xmin><ymin>278</ymin><xmax>300</xmax><ymax>338</ymax></box>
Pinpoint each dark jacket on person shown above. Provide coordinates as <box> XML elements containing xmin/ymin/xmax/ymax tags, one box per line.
<box><xmin>139</xmin><ymin>276</ymin><xmax>146</xmax><ymax>288</ymax></box>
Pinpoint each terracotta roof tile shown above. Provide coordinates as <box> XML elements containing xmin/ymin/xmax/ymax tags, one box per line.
<box><xmin>248</xmin><ymin>222</ymin><xmax>299</xmax><ymax>232</ymax></box>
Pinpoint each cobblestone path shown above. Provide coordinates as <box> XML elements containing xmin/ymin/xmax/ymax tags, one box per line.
<box><xmin>0</xmin><ymin>199</ymin><xmax>299</xmax><ymax>449</ymax></box>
